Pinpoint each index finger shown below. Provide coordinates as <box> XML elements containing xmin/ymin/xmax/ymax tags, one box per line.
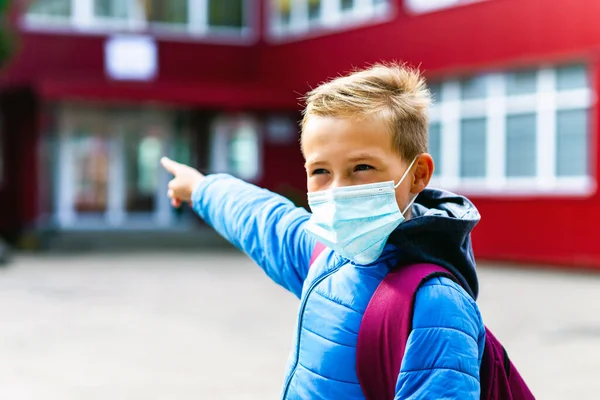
<box><xmin>160</xmin><ymin>157</ymin><xmax>182</xmax><ymax>175</ymax></box>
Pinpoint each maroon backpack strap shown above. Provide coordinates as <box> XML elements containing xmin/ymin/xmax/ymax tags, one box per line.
<box><xmin>356</xmin><ymin>263</ymin><xmax>456</xmax><ymax>400</ymax></box>
<box><xmin>309</xmin><ymin>241</ymin><xmax>327</xmax><ymax>267</ymax></box>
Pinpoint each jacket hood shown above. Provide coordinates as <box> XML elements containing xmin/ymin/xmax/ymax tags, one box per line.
<box><xmin>387</xmin><ymin>187</ymin><xmax>481</xmax><ymax>299</ymax></box>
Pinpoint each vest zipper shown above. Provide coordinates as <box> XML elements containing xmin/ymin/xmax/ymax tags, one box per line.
<box><xmin>281</xmin><ymin>265</ymin><xmax>342</xmax><ymax>399</ymax></box>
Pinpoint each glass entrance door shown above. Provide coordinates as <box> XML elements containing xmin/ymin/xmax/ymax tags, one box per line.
<box><xmin>55</xmin><ymin>105</ymin><xmax>188</xmax><ymax>229</ymax></box>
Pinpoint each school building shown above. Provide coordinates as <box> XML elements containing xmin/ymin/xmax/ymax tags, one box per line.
<box><xmin>0</xmin><ymin>0</ymin><xmax>598</xmax><ymax>267</ymax></box>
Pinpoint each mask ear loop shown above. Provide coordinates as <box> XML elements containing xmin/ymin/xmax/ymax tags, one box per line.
<box><xmin>401</xmin><ymin>193</ymin><xmax>418</xmax><ymax>216</ymax></box>
<box><xmin>393</xmin><ymin>155</ymin><xmax>420</xmax><ymax>216</ymax></box>
<box><xmin>394</xmin><ymin>155</ymin><xmax>419</xmax><ymax>189</ymax></box>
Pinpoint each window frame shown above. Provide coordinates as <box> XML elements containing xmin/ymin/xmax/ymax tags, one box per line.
<box><xmin>404</xmin><ymin>0</ymin><xmax>487</xmax><ymax>15</ymax></box>
<box><xmin>267</xmin><ymin>0</ymin><xmax>393</xmax><ymax>42</ymax></box>
<box><xmin>22</xmin><ymin>0</ymin><xmax>256</xmax><ymax>43</ymax></box>
<box><xmin>427</xmin><ymin>65</ymin><xmax>596</xmax><ymax>197</ymax></box>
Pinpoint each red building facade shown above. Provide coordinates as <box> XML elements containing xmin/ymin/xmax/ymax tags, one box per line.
<box><xmin>1</xmin><ymin>0</ymin><xmax>599</xmax><ymax>267</ymax></box>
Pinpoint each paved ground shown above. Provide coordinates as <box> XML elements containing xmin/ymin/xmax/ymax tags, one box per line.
<box><xmin>0</xmin><ymin>252</ymin><xmax>599</xmax><ymax>399</ymax></box>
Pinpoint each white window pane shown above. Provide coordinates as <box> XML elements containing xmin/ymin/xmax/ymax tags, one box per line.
<box><xmin>406</xmin><ymin>0</ymin><xmax>462</xmax><ymax>13</ymax></box>
<box><xmin>460</xmin><ymin>118</ymin><xmax>486</xmax><ymax>178</ymax></box>
<box><xmin>506</xmin><ymin>70</ymin><xmax>537</xmax><ymax>96</ymax></box>
<box><xmin>506</xmin><ymin>114</ymin><xmax>537</xmax><ymax>177</ymax></box>
<box><xmin>28</xmin><ymin>0</ymin><xmax>71</xmax><ymax>17</ymax></box>
<box><xmin>428</xmin><ymin>123</ymin><xmax>442</xmax><ymax>176</ymax></box>
<box><xmin>556</xmin><ymin>64</ymin><xmax>588</xmax><ymax>91</ymax></box>
<box><xmin>460</xmin><ymin>76</ymin><xmax>487</xmax><ymax>100</ymax></box>
<box><xmin>556</xmin><ymin>109</ymin><xmax>588</xmax><ymax>177</ymax></box>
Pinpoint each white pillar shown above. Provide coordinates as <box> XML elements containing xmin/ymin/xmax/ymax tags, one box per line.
<box><xmin>321</xmin><ymin>0</ymin><xmax>341</xmax><ymax>26</ymax></box>
<box><xmin>56</xmin><ymin>138</ymin><xmax>76</xmax><ymax>227</ymax></box>
<box><xmin>189</xmin><ymin>0</ymin><xmax>209</xmax><ymax>34</ymax></box>
<box><xmin>290</xmin><ymin>0</ymin><xmax>309</xmax><ymax>33</ymax></box>
<box><xmin>486</xmin><ymin>73</ymin><xmax>507</xmax><ymax>189</ymax></box>
<box><xmin>107</xmin><ymin>135</ymin><xmax>125</xmax><ymax>226</ymax></box>
<box><xmin>440</xmin><ymin>80</ymin><xmax>461</xmax><ymax>188</ymax></box>
<box><xmin>72</xmin><ymin>0</ymin><xmax>93</xmax><ymax>29</ymax></box>
<box><xmin>209</xmin><ymin>118</ymin><xmax>230</xmax><ymax>174</ymax></box>
<box><xmin>156</xmin><ymin>137</ymin><xmax>173</xmax><ymax>227</ymax></box>
<box><xmin>537</xmin><ymin>68</ymin><xmax>557</xmax><ymax>190</ymax></box>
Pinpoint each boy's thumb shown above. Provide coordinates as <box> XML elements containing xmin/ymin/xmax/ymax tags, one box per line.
<box><xmin>161</xmin><ymin>157</ymin><xmax>180</xmax><ymax>175</ymax></box>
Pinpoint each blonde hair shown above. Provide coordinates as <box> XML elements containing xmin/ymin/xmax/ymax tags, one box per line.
<box><xmin>301</xmin><ymin>62</ymin><xmax>431</xmax><ymax>162</ymax></box>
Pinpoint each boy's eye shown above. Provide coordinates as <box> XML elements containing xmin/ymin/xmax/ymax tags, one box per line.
<box><xmin>312</xmin><ymin>168</ymin><xmax>329</xmax><ymax>175</ymax></box>
<box><xmin>354</xmin><ymin>164</ymin><xmax>374</xmax><ymax>172</ymax></box>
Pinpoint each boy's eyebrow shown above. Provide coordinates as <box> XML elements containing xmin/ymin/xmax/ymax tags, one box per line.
<box><xmin>347</xmin><ymin>154</ymin><xmax>382</xmax><ymax>162</ymax></box>
<box><xmin>304</xmin><ymin>153</ymin><xmax>383</xmax><ymax>167</ymax></box>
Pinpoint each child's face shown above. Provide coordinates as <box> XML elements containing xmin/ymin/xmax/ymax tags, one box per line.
<box><xmin>302</xmin><ymin>115</ymin><xmax>431</xmax><ymax>214</ymax></box>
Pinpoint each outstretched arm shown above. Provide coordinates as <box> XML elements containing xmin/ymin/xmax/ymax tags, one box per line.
<box><xmin>161</xmin><ymin>158</ymin><xmax>316</xmax><ymax>298</ymax></box>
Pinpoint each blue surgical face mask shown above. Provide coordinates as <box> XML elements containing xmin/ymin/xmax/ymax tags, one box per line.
<box><xmin>305</xmin><ymin>157</ymin><xmax>418</xmax><ymax>265</ymax></box>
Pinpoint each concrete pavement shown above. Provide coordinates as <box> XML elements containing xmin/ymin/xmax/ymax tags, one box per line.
<box><xmin>0</xmin><ymin>252</ymin><xmax>598</xmax><ymax>399</ymax></box>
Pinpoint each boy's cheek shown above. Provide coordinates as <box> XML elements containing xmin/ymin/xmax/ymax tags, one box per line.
<box><xmin>307</xmin><ymin>180</ymin><xmax>319</xmax><ymax>193</ymax></box>
<box><xmin>307</xmin><ymin>175</ymin><xmax>328</xmax><ymax>193</ymax></box>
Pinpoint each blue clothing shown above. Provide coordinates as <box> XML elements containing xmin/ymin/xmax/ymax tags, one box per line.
<box><xmin>192</xmin><ymin>174</ymin><xmax>486</xmax><ymax>399</ymax></box>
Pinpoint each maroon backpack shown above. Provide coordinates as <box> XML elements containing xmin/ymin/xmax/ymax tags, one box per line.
<box><xmin>309</xmin><ymin>243</ymin><xmax>535</xmax><ymax>400</ymax></box>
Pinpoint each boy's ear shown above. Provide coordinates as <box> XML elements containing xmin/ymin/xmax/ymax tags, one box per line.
<box><xmin>410</xmin><ymin>153</ymin><xmax>434</xmax><ymax>194</ymax></box>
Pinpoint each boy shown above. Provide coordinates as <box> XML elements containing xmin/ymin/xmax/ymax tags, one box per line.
<box><xmin>161</xmin><ymin>63</ymin><xmax>485</xmax><ymax>399</ymax></box>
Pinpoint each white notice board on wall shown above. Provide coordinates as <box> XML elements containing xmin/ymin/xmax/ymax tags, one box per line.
<box><xmin>105</xmin><ymin>35</ymin><xmax>158</xmax><ymax>81</ymax></box>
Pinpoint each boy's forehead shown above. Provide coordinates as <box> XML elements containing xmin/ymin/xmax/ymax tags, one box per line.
<box><xmin>303</xmin><ymin>115</ymin><xmax>393</xmax><ymax>144</ymax></box>
<box><xmin>302</xmin><ymin>115</ymin><xmax>398</xmax><ymax>160</ymax></box>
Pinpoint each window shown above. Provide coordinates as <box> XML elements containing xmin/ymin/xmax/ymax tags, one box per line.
<box><xmin>228</xmin><ymin>121</ymin><xmax>260</xmax><ymax>181</ymax></box>
<box><xmin>556</xmin><ymin>64</ymin><xmax>588</xmax><ymax>91</ymax></box>
<box><xmin>71</xmin><ymin>131</ymin><xmax>110</xmax><ymax>213</ymax></box>
<box><xmin>54</xmin><ymin>105</ymin><xmax>193</xmax><ymax>228</ymax></box>
<box><xmin>506</xmin><ymin>70</ymin><xmax>537</xmax><ymax>96</ymax></box>
<box><xmin>25</xmin><ymin>0</ymin><xmax>250</xmax><ymax>37</ymax></box>
<box><xmin>428</xmin><ymin>123</ymin><xmax>442</xmax><ymax>176</ymax></box>
<box><xmin>556</xmin><ymin>109</ymin><xmax>588</xmax><ymax>177</ymax></box>
<box><xmin>428</xmin><ymin>82</ymin><xmax>443</xmax><ymax>103</ymax></box>
<box><xmin>505</xmin><ymin>114</ymin><xmax>536</xmax><ymax>177</ymax></box>
<box><xmin>341</xmin><ymin>0</ymin><xmax>355</xmax><ymax>10</ymax></box>
<box><xmin>308</xmin><ymin>0</ymin><xmax>322</xmax><ymax>21</ymax></box>
<box><xmin>270</xmin><ymin>0</ymin><xmax>391</xmax><ymax>39</ymax></box>
<box><xmin>95</xmin><ymin>0</ymin><xmax>132</xmax><ymax>20</ymax></box>
<box><xmin>428</xmin><ymin>63</ymin><xmax>594</xmax><ymax>195</ymax></box>
<box><xmin>124</xmin><ymin>125</ymin><xmax>165</xmax><ymax>213</ymax></box>
<box><xmin>405</xmin><ymin>0</ymin><xmax>487</xmax><ymax>14</ymax></box>
<box><xmin>145</xmin><ymin>0</ymin><xmax>188</xmax><ymax>25</ymax></box>
<box><xmin>460</xmin><ymin>77</ymin><xmax>487</xmax><ymax>100</ymax></box>
<box><xmin>208</xmin><ymin>0</ymin><xmax>244</xmax><ymax>28</ymax></box>
<box><xmin>210</xmin><ymin>115</ymin><xmax>262</xmax><ymax>182</ymax></box>
<box><xmin>460</xmin><ymin>118</ymin><xmax>486</xmax><ymax>178</ymax></box>
<box><xmin>28</xmin><ymin>0</ymin><xmax>71</xmax><ymax>18</ymax></box>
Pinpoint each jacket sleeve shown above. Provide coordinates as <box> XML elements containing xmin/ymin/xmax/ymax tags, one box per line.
<box><xmin>191</xmin><ymin>173</ymin><xmax>316</xmax><ymax>298</ymax></box>
<box><xmin>394</xmin><ymin>276</ymin><xmax>485</xmax><ymax>399</ymax></box>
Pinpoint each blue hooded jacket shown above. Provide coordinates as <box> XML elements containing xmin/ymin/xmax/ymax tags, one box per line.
<box><xmin>192</xmin><ymin>174</ymin><xmax>486</xmax><ymax>399</ymax></box>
